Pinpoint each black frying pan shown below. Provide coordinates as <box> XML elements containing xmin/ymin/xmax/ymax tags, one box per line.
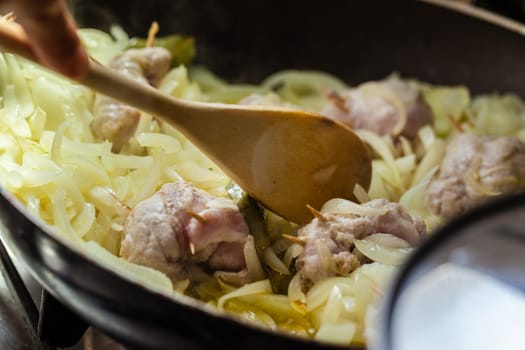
<box><xmin>1</xmin><ymin>1</ymin><xmax>525</xmax><ymax>349</ymax></box>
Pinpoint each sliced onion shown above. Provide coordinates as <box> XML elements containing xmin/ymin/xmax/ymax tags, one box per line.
<box><xmin>321</xmin><ymin>198</ymin><xmax>388</xmax><ymax>216</ymax></box>
<box><xmin>367</xmin><ymin>161</ymin><xmax>392</xmax><ymax>200</ymax></box>
<box><xmin>342</xmin><ymin>296</ymin><xmax>357</xmax><ymax>313</ymax></box>
<box><xmin>172</xmin><ymin>279</ymin><xmax>190</xmax><ymax>293</ymax></box>
<box><xmin>288</xmin><ymin>273</ymin><xmax>307</xmax><ymax>315</ymax></box>
<box><xmin>366</xmin><ymin>233</ymin><xmax>411</xmax><ymax>249</ymax></box>
<box><xmin>88</xmin><ymin>186</ymin><xmax>129</xmax><ymax>217</ymax></box>
<box><xmin>364</xmin><ymin>305</ymin><xmax>381</xmax><ymax>343</ymax></box>
<box><xmin>224</xmin><ymin>300</ymin><xmax>277</xmax><ymax>330</ymax></box>
<box><xmin>111</xmin><ymin>154</ymin><xmax>154</xmax><ymax>169</ymax></box>
<box><xmin>52</xmin><ymin>188</ymin><xmax>80</xmax><ymax>241</ymax></box>
<box><xmin>357</xmin><ymin>129</ymin><xmax>397</xmax><ymax>166</ymax></box>
<box><xmin>314</xmin><ymin>322</ymin><xmax>356</xmax><ymax>345</ymax></box>
<box><xmin>306</xmin><ymin>277</ymin><xmax>354</xmax><ymax>312</ymax></box>
<box><xmin>241</xmin><ymin>293</ymin><xmax>305</xmax><ymax>320</ymax></box>
<box><xmin>350</xmin><ymin>263</ymin><xmax>397</xmax><ymax>315</ymax></box>
<box><xmin>50</xmin><ymin>122</ymin><xmax>69</xmax><ymax>165</ymax></box>
<box><xmin>244</xmin><ymin>235</ymin><xmax>266</xmax><ymax>281</ymax></box>
<box><xmin>72</xmin><ymin>202</ymin><xmax>96</xmax><ymax>237</ymax></box>
<box><xmin>263</xmin><ymin>247</ymin><xmax>290</xmax><ymax>275</ymax></box>
<box><xmin>84</xmin><ymin>241</ymin><xmax>173</xmax><ymax>295</ymax></box>
<box><xmin>418</xmin><ymin>125</ymin><xmax>436</xmax><ymax>151</ymax></box>
<box><xmin>411</xmin><ymin>139</ymin><xmax>445</xmax><ymax>186</ymax></box>
<box><xmin>283</xmin><ymin>243</ymin><xmax>304</xmax><ymax>269</ymax></box>
<box><xmin>136</xmin><ymin>132</ymin><xmax>182</xmax><ymax>153</ymax></box>
<box><xmin>218</xmin><ymin>279</ymin><xmax>272</xmax><ymax>309</ymax></box>
<box><xmin>320</xmin><ymin>286</ymin><xmax>343</xmax><ymax>325</ymax></box>
<box><xmin>357</xmin><ymin>130</ymin><xmax>403</xmax><ymax>190</ymax></box>
<box><xmin>353</xmin><ymin>183</ymin><xmax>370</xmax><ymax>204</ymax></box>
<box><xmin>395</xmin><ymin>154</ymin><xmax>416</xmax><ymax>174</ymax></box>
<box><xmin>354</xmin><ymin>238</ymin><xmax>413</xmax><ymax>266</ymax></box>
<box><xmin>400</xmin><ymin>166</ymin><xmax>438</xmax><ymax>218</ymax></box>
<box><xmin>399</xmin><ymin>136</ymin><xmax>414</xmax><ymax>157</ymax></box>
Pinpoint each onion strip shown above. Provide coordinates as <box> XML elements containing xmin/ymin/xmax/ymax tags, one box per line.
<box><xmin>264</xmin><ymin>248</ymin><xmax>290</xmax><ymax>274</ymax></box>
<box><xmin>244</xmin><ymin>235</ymin><xmax>266</xmax><ymax>281</ymax></box>
<box><xmin>218</xmin><ymin>279</ymin><xmax>272</xmax><ymax>309</ymax></box>
<box><xmin>288</xmin><ymin>273</ymin><xmax>306</xmax><ymax>314</ymax></box>
<box><xmin>354</xmin><ymin>238</ymin><xmax>413</xmax><ymax>266</ymax></box>
<box><xmin>321</xmin><ymin>198</ymin><xmax>388</xmax><ymax>216</ymax></box>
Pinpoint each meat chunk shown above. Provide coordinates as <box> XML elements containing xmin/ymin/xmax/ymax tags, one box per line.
<box><xmin>322</xmin><ymin>76</ymin><xmax>434</xmax><ymax>140</ymax></box>
<box><xmin>92</xmin><ymin>47</ymin><xmax>172</xmax><ymax>150</ymax></box>
<box><xmin>425</xmin><ymin>133</ymin><xmax>525</xmax><ymax>218</ymax></box>
<box><xmin>120</xmin><ymin>181</ymin><xmax>250</xmax><ymax>284</ymax></box>
<box><xmin>296</xmin><ymin>199</ymin><xmax>426</xmax><ymax>291</ymax></box>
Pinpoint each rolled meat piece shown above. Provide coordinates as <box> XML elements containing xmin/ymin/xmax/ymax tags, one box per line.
<box><xmin>425</xmin><ymin>133</ymin><xmax>525</xmax><ymax>219</ymax></box>
<box><xmin>92</xmin><ymin>47</ymin><xmax>172</xmax><ymax>151</ymax></box>
<box><xmin>322</xmin><ymin>76</ymin><xmax>434</xmax><ymax>140</ymax></box>
<box><xmin>296</xmin><ymin>198</ymin><xmax>426</xmax><ymax>291</ymax></box>
<box><xmin>120</xmin><ymin>181</ymin><xmax>251</xmax><ymax>285</ymax></box>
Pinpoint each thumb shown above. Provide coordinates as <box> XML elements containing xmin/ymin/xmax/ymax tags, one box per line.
<box><xmin>12</xmin><ymin>0</ymin><xmax>88</xmax><ymax>79</ymax></box>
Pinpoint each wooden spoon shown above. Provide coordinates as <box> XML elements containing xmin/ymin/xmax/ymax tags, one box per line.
<box><xmin>0</xmin><ymin>20</ymin><xmax>371</xmax><ymax>224</ymax></box>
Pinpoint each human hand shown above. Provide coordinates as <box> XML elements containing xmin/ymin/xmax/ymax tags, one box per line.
<box><xmin>2</xmin><ymin>0</ymin><xmax>88</xmax><ymax>78</ymax></box>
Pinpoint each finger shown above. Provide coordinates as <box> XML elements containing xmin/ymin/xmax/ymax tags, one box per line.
<box><xmin>11</xmin><ymin>0</ymin><xmax>88</xmax><ymax>79</ymax></box>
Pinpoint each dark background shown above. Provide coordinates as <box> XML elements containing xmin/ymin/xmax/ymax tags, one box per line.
<box><xmin>476</xmin><ymin>0</ymin><xmax>525</xmax><ymax>22</ymax></box>
<box><xmin>67</xmin><ymin>0</ymin><xmax>525</xmax><ymax>98</ymax></box>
